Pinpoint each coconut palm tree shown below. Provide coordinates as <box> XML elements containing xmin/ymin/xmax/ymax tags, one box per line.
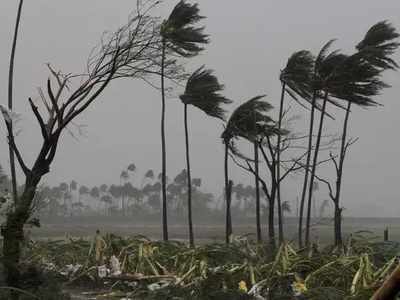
<box><xmin>278</xmin><ymin>50</ymin><xmax>315</xmax><ymax>247</ymax></box>
<box><xmin>159</xmin><ymin>0</ymin><xmax>209</xmax><ymax>241</ymax></box>
<box><xmin>277</xmin><ymin>50</ymin><xmax>315</xmax><ymax>244</ymax></box>
<box><xmin>90</xmin><ymin>186</ymin><xmax>100</xmax><ymax>211</ymax></box>
<box><xmin>78</xmin><ymin>185</ymin><xmax>89</xmax><ymax>205</ymax></box>
<box><xmin>305</xmin><ymin>22</ymin><xmax>398</xmax><ymax>246</ymax></box>
<box><xmin>222</xmin><ymin>95</ymin><xmax>276</xmax><ymax>244</ymax></box>
<box><xmin>326</xmin><ymin>21</ymin><xmax>399</xmax><ymax>246</ymax></box>
<box><xmin>180</xmin><ymin>66</ymin><xmax>230</xmax><ymax>246</ymax></box>
<box><xmin>303</xmin><ymin>42</ymin><xmax>349</xmax><ymax>247</ymax></box>
<box><xmin>293</xmin><ymin>40</ymin><xmax>345</xmax><ymax>247</ymax></box>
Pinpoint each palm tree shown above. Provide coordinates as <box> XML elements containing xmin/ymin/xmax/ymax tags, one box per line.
<box><xmin>120</xmin><ymin>170</ymin><xmax>129</xmax><ymax>214</ymax></box>
<box><xmin>127</xmin><ymin>163</ymin><xmax>136</xmax><ymax>172</ymax></box>
<box><xmin>278</xmin><ymin>50</ymin><xmax>314</xmax><ymax>247</ymax></box>
<box><xmin>70</xmin><ymin>180</ymin><xmax>77</xmax><ymax>192</ymax></box>
<box><xmin>326</xmin><ymin>21</ymin><xmax>399</xmax><ymax>246</ymax></box>
<box><xmin>90</xmin><ymin>187</ymin><xmax>100</xmax><ymax>212</ymax></box>
<box><xmin>59</xmin><ymin>182</ymin><xmax>69</xmax><ymax>214</ymax></box>
<box><xmin>222</xmin><ymin>95</ymin><xmax>276</xmax><ymax>244</ymax></box>
<box><xmin>305</xmin><ymin>22</ymin><xmax>399</xmax><ymax>246</ymax></box>
<box><xmin>180</xmin><ymin>66</ymin><xmax>230</xmax><ymax>246</ymax></box>
<box><xmin>78</xmin><ymin>185</ymin><xmax>89</xmax><ymax>208</ymax></box>
<box><xmin>159</xmin><ymin>0</ymin><xmax>208</xmax><ymax>241</ymax></box>
<box><xmin>99</xmin><ymin>184</ymin><xmax>108</xmax><ymax>194</ymax></box>
<box><xmin>304</xmin><ymin>41</ymin><xmax>348</xmax><ymax>247</ymax></box>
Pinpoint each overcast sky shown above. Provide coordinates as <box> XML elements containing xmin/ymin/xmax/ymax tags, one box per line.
<box><xmin>0</xmin><ymin>1</ymin><xmax>399</xmax><ymax>217</ymax></box>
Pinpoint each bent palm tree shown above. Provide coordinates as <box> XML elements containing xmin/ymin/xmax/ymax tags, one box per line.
<box><xmin>279</xmin><ymin>50</ymin><xmax>314</xmax><ymax>245</ymax></box>
<box><xmin>159</xmin><ymin>0</ymin><xmax>208</xmax><ymax>241</ymax></box>
<box><xmin>180</xmin><ymin>66</ymin><xmax>231</xmax><ymax>246</ymax></box>
<box><xmin>304</xmin><ymin>42</ymin><xmax>348</xmax><ymax>247</ymax></box>
<box><xmin>305</xmin><ymin>22</ymin><xmax>399</xmax><ymax>246</ymax></box>
<box><xmin>222</xmin><ymin>96</ymin><xmax>276</xmax><ymax>244</ymax></box>
<box><xmin>328</xmin><ymin>21</ymin><xmax>399</xmax><ymax>246</ymax></box>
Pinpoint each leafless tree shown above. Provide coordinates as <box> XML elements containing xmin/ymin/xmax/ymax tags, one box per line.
<box><xmin>0</xmin><ymin>1</ymin><xmax>164</xmax><ymax>293</ymax></box>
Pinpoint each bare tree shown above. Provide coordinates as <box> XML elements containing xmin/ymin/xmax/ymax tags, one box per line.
<box><xmin>0</xmin><ymin>2</ymin><xmax>162</xmax><ymax>293</ymax></box>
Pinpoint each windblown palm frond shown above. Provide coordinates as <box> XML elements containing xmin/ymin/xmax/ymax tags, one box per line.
<box><xmin>315</xmin><ymin>39</ymin><xmax>337</xmax><ymax>72</ymax></box>
<box><xmin>180</xmin><ymin>66</ymin><xmax>231</xmax><ymax>120</ymax></box>
<box><xmin>327</xmin><ymin>53</ymin><xmax>387</xmax><ymax>107</ymax></box>
<box><xmin>281</xmin><ymin>45</ymin><xmax>344</xmax><ymax>116</ymax></box>
<box><xmin>311</xmin><ymin>41</ymin><xmax>383</xmax><ymax>107</ymax></box>
<box><xmin>161</xmin><ymin>0</ymin><xmax>209</xmax><ymax>57</ymax></box>
<box><xmin>281</xmin><ymin>50</ymin><xmax>315</xmax><ymax>101</ymax></box>
<box><xmin>222</xmin><ymin>95</ymin><xmax>277</xmax><ymax>143</ymax></box>
<box><xmin>356</xmin><ymin>21</ymin><xmax>400</xmax><ymax>70</ymax></box>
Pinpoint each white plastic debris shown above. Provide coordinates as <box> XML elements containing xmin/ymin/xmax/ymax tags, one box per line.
<box><xmin>98</xmin><ymin>265</ymin><xmax>109</xmax><ymax>278</ymax></box>
<box><xmin>44</xmin><ymin>262</ymin><xmax>56</xmax><ymax>271</ymax></box>
<box><xmin>110</xmin><ymin>255</ymin><xmax>122</xmax><ymax>276</ymax></box>
<box><xmin>60</xmin><ymin>264</ymin><xmax>82</xmax><ymax>277</ymax></box>
<box><xmin>147</xmin><ymin>281</ymin><xmax>170</xmax><ymax>291</ymax></box>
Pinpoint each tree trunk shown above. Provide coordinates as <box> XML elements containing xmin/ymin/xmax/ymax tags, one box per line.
<box><xmin>276</xmin><ymin>82</ymin><xmax>286</xmax><ymax>244</ymax></box>
<box><xmin>298</xmin><ymin>90</ymin><xmax>317</xmax><ymax>248</ymax></box>
<box><xmin>305</xmin><ymin>91</ymin><xmax>328</xmax><ymax>247</ymax></box>
<box><xmin>224</xmin><ymin>142</ymin><xmax>232</xmax><ymax>244</ymax></box>
<box><xmin>184</xmin><ymin>104</ymin><xmax>194</xmax><ymax>247</ymax></box>
<box><xmin>254</xmin><ymin>140</ymin><xmax>261</xmax><ymax>242</ymax></box>
<box><xmin>160</xmin><ymin>39</ymin><xmax>168</xmax><ymax>241</ymax></box>
<box><xmin>2</xmin><ymin>175</ymin><xmax>39</xmax><ymax>300</ymax></box>
<box><xmin>334</xmin><ymin>202</ymin><xmax>342</xmax><ymax>247</ymax></box>
<box><xmin>259</xmin><ymin>142</ymin><xmax>276</xmax><ymax>250</ymax></box>
<box><xmin>334</xmin><ymin>101</ymin><xmax>352</xmax><ymax>247</ymax></box>
<box><xmin>8</xmin><ymin>0</ymin><xmax>24</xmax><ymax>207</ymax></box>
<box><xmin>268</xmin><ymin>186</ymin><xmax>276</xmax><ymax>250</ymax></box>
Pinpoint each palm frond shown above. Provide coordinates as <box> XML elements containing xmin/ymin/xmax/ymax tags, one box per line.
<box><xmin>326</xmin><ymin>52</ymin><xmax>388</xmax><ymax>107</ymax></box>
<box><xmin>281</xmin><ymin>50</ymin><xmax>315</xmax><ymax>101</ymax></box>
<box><xmin>223</xmin><ymin>95</ymin><xmax>278</xmax><ymax>142</ymax></box>
<box><xmin>356</xmin><ymin>21</ymin><xmax>400</xmax><ymax>70</ymax></box>
<box><xmin>162</xmin><ymin>0</ymin><xmax>209</xmax><ymax>57</ymax></box>
<box><xmin>315</xmin><ymin>39</ymin><xmax>337</xmax><ymax>70</ymax></box>
<box><xmin>180</xmin><ymin>66</ymin><xmax>231</xmax><ymax>120</ymax></box>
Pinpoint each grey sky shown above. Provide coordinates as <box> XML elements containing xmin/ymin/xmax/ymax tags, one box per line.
<box><xmin>0</xmin><ymin>1</ymin><xmax>399</xmax><ymax>217</ymax></box>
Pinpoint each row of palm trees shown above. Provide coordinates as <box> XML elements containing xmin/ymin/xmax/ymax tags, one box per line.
<box><xmin>156</xmin><ymin>1</ymin><xmax>399</xmax><ymax>248</ymax></box>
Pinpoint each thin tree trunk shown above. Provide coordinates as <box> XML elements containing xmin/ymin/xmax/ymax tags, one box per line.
<box><xmin>3</xmin><ymin>175</ymin><xmax>38</xmax><ymax>300</ymax></box>
<box><xmin>254</xmin><ymin>140</ymin><xmax>261</xmax><ymax>242</ymax></box>
<box><xmin>276</xmin><ymin>82</ymin><xmax>286</xmax><ymax>244</ymax></box>
<box><xmin>224</xmin><ymin>142</ymin><xmax>232</xmax><ymax>244</ymax></box>
<box><xmin>268</xmin><ymin>186</ymin><xmax>276</xmax><ymax>250</ymax></box>
<box><xmin>160</xmin><ymin>39</ymin><xmax>168</xmax><ymax>241</ymax></box>
<box><xmin>259</xmin><ymin>143</ymin><xmax>276</xmax><ymax>250</ymax></box>
<box><xmin>334</xmin><ymin>101</ymin><xmax>351</xmax><ymax>246</ymax></box>
<box><xmin>298</xmin><ymin>90</ymin><xmax>317</xmax><ymax>248</ymax></box>
<box><xmin>305</xmin><ymin>91</ymin><xmax>328</xmax><ymax>247</ymax></box>
<box><xmin>334</xmin><ymin>202</ymin><xmax>342</xmax><ymax>247</ymax></box>
<box><xmin>184</xmin><ymin>104</ymin><xmax>194</xmax><ymax>247</ymax></box>
<box><xmin>8</xmin><ymin>0</ymin><xmax>24</xmax><ymax>208</ymax></box>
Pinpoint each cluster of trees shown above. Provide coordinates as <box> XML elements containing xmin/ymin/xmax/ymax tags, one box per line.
<box><xmin>1</xmin><ymin>163</ymin><xmax>295</xmax><ymax>222</ymax></box>
<box><xmin>154</xmin><ymin>1</ymin><xmax>400</xmax><ymax>250</ymax></box>
<box><xmin>0</xmin><ymin>0</ymin><xmax>399</xmax><ymax>295</ymax></box>
<box><xmin>33</xmin><ymin>167</ymin><xmax>213</xmax><ymax>219</ymax></box>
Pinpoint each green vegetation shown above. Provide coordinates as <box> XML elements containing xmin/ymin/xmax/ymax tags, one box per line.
<box><xmin>1</xmin><ymin>233</ymin><xmax>400</xmax><ymax>299</ymax></box>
